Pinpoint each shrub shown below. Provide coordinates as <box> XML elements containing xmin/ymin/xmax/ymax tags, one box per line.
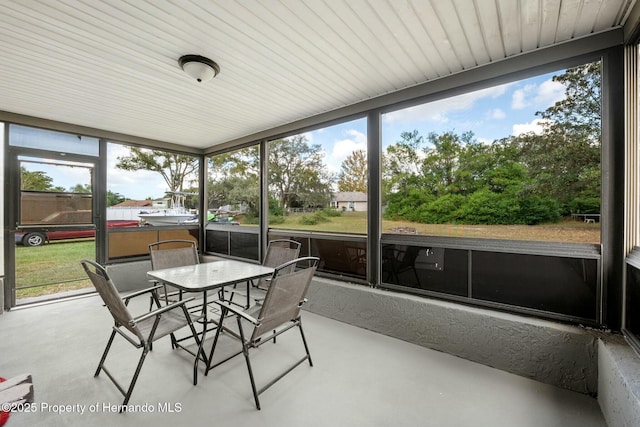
<box><xmin>384</xmin><ymin>189</ymin><xmax>435</xmax><ymax>221</ymax></box>
<box><xmin>313</xmin><ymin>210</ymin><xmax>328</xmax><ymax>221</ymax></box>
<box><xmin>268</xmin><ymin>214</ymin><xmax>285</xmax><ymax>224</ymax></box>
<box><xmin>415</xmin><ymin>194</ymin><xmax>466</xmax><ymax>223</ymax></box>
<box><xmin>457</xmin><ymin>189</ymin><xmax>520</xmax><ymax>224</ymax></box>
<box><xmin>299</xmin><ymin>215</ymin><xmax>318</xmax><ymax>225</ymax></box>
<box><xmin>322</xmin><ymin>208</ymin><xmax>342</xmax><ymax>217</ymax></box>
<box><xmin>243</xmin><ymin>214</ymin><xmax>259</xmax><ymax>225</ymax></box>
<box><xmin>269</xmin><ymin>197</ymin><xmax>284</xmax><ymax>217</ymax></box>
<box><xmin>566</xmin><ymin>196</ymin><xmax>600</xmax><ymax>215</ymax></box>
<box><xmin>518</xmin><ymin>196</ymin><xmax>561</xmax><ymax>225</ymax></box>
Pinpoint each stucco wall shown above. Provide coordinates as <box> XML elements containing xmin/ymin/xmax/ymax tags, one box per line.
<box><xmin>305</xmin><ymin>277</ymin><xmax>599</xmax><ymax>394</ymax></box>
<box><xmin>598</xmin><ymin>337</ymin><xmax>640</xmax><ymax>427</ymax></box>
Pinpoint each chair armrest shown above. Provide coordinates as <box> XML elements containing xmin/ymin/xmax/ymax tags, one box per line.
<box><xmin>122</xmin><ymin>285</ymin><xmax>164</xmax><ymax>302</ymax></box>
<box><xmin>213</xmin><ymin>300</ymin><xmax>260</xmax><ymax>325</ymax></box>
<box><xmin>133</xmin><ymin>297</ymin><xmax>196</xmax><ymax>323</ymax></box>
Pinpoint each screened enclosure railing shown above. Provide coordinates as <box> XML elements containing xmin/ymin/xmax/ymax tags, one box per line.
<box><xmin>107</xmin><ymin>226</ymin><xmax>199</xmax><ymax>260</ymax></box>
<box><xmin>204</xmin><ymin>224</ymin><xmax>260</xmax><ymax>261</ymax></box>
<box><xmin>204</xmin><ymin>226</ymin><xmax>368</xmax><ymax>280</ymax></box>
<box><xmin>268</xmin><ymin>230</ymin><xmax>367</xmax><ymax>281</ymax></box>
<box><xmin>381</xmin><ymin>234</ymin><xmax>602</xmax><ymax>325</ymax></box>
<box><xmin>204</xmin><ymin>226</ymin><xmax>602</xmax><ymax>325</ymax></box>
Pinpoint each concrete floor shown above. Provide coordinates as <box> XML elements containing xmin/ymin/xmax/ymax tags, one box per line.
<box><xmin>0</xmin><ymin>294</ymin><xmax>606</xmax><ymax>427</ymax></box>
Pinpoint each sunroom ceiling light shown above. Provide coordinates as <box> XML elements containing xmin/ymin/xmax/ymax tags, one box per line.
<box><xmin>178</xmin><ymin>55</ymin><xmax>220</xmax><ymax>83</ymax></box>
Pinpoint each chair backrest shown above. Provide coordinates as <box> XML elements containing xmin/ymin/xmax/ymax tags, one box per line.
<box><xmin>251</xmin><ymin>257</ymin><xmax>318</xmax><ymax>342</ymax></box>
<box><xmin>263</xmin><ymin>239</ymin><xmax>301</xmax><ymax>268</ymax></box>
<box><xmin>149</xmin><ymin>239</ymin><xmax>199</xmax><ymax>270</ymax></box>
<box><xmin>81</xmin><ymin>259</ymin><xmax>143</xmax><ymax>341</ymax></box>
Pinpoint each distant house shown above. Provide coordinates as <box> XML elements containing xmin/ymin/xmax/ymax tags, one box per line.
<box><xmin>112</xmin><ymin>200</ymin><xmax>153</xmax><ymax>208</ymax></box>
<box><xmin>331</xmin><ymin>191</ymin><xmax>367</xmax><ymax>212</ymax></box>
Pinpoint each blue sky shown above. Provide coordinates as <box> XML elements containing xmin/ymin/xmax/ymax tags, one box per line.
<box><xmin>308</xmin><ymin>69</ymin><xmax>566</xmax><ymax>175</ymax></box>
<box><xmin>11</xmin><ymin>69</ymin><xmax>567</xmax><ymax>201</ymax></box>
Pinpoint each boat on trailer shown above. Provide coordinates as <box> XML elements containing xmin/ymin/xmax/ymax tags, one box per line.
<box><xmin>138</xmin><ymin>192</ymin><xmax>196</xmax><ymax>225</ymax></box>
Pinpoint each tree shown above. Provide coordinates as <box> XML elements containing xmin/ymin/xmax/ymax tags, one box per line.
<box><xmin>382</xmin><ymin>130</ymin><xmax>425</xmax><ymax>195</ymax></box>
<box><xmin>207</xmin><ymin>147</ymin><xmax>260</xmax><ymax>217</ymax></box>
<box><xmin>382</xmin><ymin>128</ymin><xmax>560</xmax><ymax>225</ymax></box>
<box><xmin>69</xmin><ymin>183</ymin><xmax>91</xmax><ymax>193</ymax></box>
<box><xmin>338</xmin><ymin>149</ymin><xmax>367</xmax><ymax>192</ymax></box>
<box><xmin>116</xmin><ymin>147</ymin><xmax>198</xmax><ymax>194</ymax></box>
<box><xmin>20</xmin><ymin>167</ymin><xmax>65</xmax><ymax>192</ymax></box>
<box><xmin>421</xmin><ymin>131</ymin><xmax>474</xmax><ymax>195</ymax></box>
<box><xmin>538</xmin><ymin>61</ymin><xmax>601</xmax><ymax>142</ymax></box>
<box><xmin>268</xmin><ymin>136</ymin><xmax>333</xmax><ymax>210</ymax></box>
<box><xmin>107</xmin><ymin>190</ymin><xmax>125</xmax><ymax>206</ymax></box>
<box><xmin>510</xmin><ymin>62</ymin><xmax>601</xmax><ymax>214</ymax></box>
<box><xmin>208</xmin><ymin>138</ymin><xmax>333</xmax><ymax>216</ymax></box>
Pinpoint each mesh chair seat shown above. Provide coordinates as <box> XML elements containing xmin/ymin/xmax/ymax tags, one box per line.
<box><xmin>134</xmin><ymin>309</ymin><xmax>195</xmax><ymax>341</ymax></box>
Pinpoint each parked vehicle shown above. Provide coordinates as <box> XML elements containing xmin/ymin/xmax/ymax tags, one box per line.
<box><xmin>15</xmin><ymin>220</ymin><xmax>140</xmax><ymax>247</ymax></box>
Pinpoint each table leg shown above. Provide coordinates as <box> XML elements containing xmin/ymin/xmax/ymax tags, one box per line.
<box><xmin>246</xmin><ymin>280</ymin><xmax>251</xmax><ymax>309</ymax></box>
<box><xmin>193</xmin><ymin>291</ymin><xmax>209</xmax><ymax>386</ymax></box>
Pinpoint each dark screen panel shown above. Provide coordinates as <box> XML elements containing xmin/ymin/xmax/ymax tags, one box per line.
<box><xmin>205</xmin><ymin>230</ymin><xmax>228</xmax><ymax>254</ymax></box>
<box><xmin>311</xmin><ymin>238</ymin><xmax>366</xmax><ymax>279</ymax></box>
<box><xmin>382</xmin><ymin>244</ymin><xmax>468</xmax><ymax>297</ymax></box>
<box><xmin>230</xmin><ymin>232</ymin><xmax>259</xmax><ymax>261</ymax></box>
<box><xmin>472</xmin><ymin>251</ymin><xmax>597</xmax><ymax>320</ymax></box>
<box><xmin>626</xmin><ymin>264</ymin><xmax>640</xmax><ymax>336</ymax></box>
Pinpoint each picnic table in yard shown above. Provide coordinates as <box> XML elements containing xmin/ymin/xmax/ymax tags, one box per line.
<box><xmin>571</xmin><ymin>214</ymin><xmax>600</xmax><ymax>223</ymax></box>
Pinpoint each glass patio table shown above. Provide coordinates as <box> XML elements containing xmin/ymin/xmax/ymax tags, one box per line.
<box><xmin>147</xmin><ymin>259</ymin><xmax>274</xmax><ymax>384</ymax></box>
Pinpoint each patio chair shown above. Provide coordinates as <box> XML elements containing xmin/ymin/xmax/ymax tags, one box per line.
<box><xmin>148</xmin><ymin>239</ymin><xmax>200</xmax><ymax>308</ymax></box>
<box><xmin>205</xmin><ymin>256</ymin><xmax>319</xmax><ymax>410</ymax></box>
<box><xmin>81</xmin><ymin>259</ymin><xmax>204</xmax><ymax>408</ymax></box>
<box><xmin>228</xmin><ymin>239</ymin><xmax>301</xmax><ymax>307</ymax></box>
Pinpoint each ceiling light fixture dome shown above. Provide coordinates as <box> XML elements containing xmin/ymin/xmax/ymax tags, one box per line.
<box><xmin>178</xmin><ymin>55</ymin><xmax>220</xmax><ymax>82</ymax></box>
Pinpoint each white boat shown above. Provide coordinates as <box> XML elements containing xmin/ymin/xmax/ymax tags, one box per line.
<box><xmin>138</xmin><ymin>192</ymin><xmax>196</xmax><ymax>226</ymax></box>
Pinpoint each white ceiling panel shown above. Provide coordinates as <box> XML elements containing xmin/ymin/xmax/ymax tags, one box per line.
<box><xmin>0</xmin><ymin>0</ymin><xmax>634</xmax><ymax>150</ymax></box>
<box><xmin>539</xmin><ymin>0</ymin><xmax>562</xmax><ymax>47</ymax></box>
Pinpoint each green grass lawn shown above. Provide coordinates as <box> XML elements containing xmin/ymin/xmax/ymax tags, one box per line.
<box><xmin>271</xmin><ymin>211</ymin><xmax>368</xmax><ymax>233</ymax></box>
<box><xmin>15</xmin><ymin>239</ymin><xmax>95</xmax><ymax>299</ymax></box>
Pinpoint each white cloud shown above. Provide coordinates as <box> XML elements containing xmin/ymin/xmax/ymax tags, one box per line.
<box><xmin>384</xmin><ymin>83</ymin><xmax>511</xmax><ymax>124</ymax></box>
<box><xmin>512</xmin><ymin>79</ymin><xmax>565</xmax><ymax>110</ymax></box>
<box><xmin>487</xmin><ymin>108</ymin><xmax>506</xmax><ymax>120</ymax></box>
<box><xmin>512</xmin><ymin>118</ymin><xmax>550</xmax><ymax>136</ymax></box>
<box><xmin>324</xmin><ymin>129</ymin><xmax>367</xmax><ymax>173</ymax></box>
<box><xmin>535</xmin><ymin>79</ymin><xmax>566</xmax><ymax>107</ymax></box>
<box><xmin>511</xmin><ymin>84</ymin><xmax>535</xmax><ymax>109</ymax></box>
<box><xmin>106</xmin><ymin>144</ymin><xmax>170</xmax><ymax>199</ymax></box>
